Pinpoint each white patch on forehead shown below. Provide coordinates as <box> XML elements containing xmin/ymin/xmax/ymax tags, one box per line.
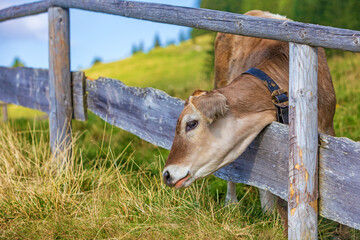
<box><xmin>188</xmin><ymin>96</ymin><xmax>198</xmax><ymax>112</ymax></box>
<box><xmin>182</xmin><ymin>112</ymin><xmax>197</xmax><ymax>122</ymax></box>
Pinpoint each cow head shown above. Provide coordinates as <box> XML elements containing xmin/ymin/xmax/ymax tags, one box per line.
<box><xmin>163</xmin><ymin>89</ymin><xmax>275</xmax><ymax>188</ymax></box>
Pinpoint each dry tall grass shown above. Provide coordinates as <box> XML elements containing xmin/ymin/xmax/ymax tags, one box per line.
<box><xmin>0</xmin><ymin>124</ymin><xmax>284</xmax><ymax>239</ymax></box>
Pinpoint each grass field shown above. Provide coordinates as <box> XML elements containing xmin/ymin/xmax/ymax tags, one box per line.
<box><xmin>328</xmin><ymin>53</ymin><xmax>360</xmax><ymax>141</ymax></box>
<box><xmin>0</xmin><ymin>35</ymin><xmax>359</xmax><ymax>239</ymax></box>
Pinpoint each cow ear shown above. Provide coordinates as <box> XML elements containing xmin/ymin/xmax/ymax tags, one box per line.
<box><xmin>191</xmin><ymin>91</ymin><xmax>228</xmax><ymax>121</ymax></box>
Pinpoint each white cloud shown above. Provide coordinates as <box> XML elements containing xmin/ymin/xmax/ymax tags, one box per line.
<box><xmin>0</xmin><ymin>0</ymin><xmax>35</xmax><ymax>9</ymax></box>
<box><xmin>0</xmin><ymin>1</ymin><xmax>48</xmax><ymax>41</ymax></box>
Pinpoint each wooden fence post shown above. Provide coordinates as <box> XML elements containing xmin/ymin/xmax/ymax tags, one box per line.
<box><xmin>48</xmin><ymin>6</ymin><xmax>72</xmax><ymax>164</ymax></box>
<box><xmin>1</xmin><ymin>102</ymin><xmax>8</xmax><ymax>122</ymax></box>
<box><xmin>288</xmin><ymin>43</ymin><xmax>319</xmax><ymax>239</ymax></box>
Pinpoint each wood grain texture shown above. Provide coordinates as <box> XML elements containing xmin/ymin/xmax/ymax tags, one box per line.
<box><xmin>288</xmin><ymin>43</ymin><xmax>318</xmax><ymax>239</ymax></box>
<box><xmin>0</xmin><ymin>67</ymin><xmax>89</xmax><ymax>121</ymax></box>
<box><xmin>48</xmin><ymin>7</ymin><xmax>72</xmax><ymax>157</ymax></box>
<box><xmin>1</xmin><ymin>102</ymin><xmax>8</xmax><ymax>122</ymax></box>
<box><xmin>0</xmin><ymin>67</ymin><xmax>50</xmax><ymax>113</ymax></box>
<box><xmin>86</xmin><ymin>77</ymin><xmax>184</xmax><ymax>149</ymax></box>
<box><xmin>50</xmin><ymin>0</ymin><xmax>360</xmax><ymax>52</ymax></box>
<box><xmin>72</xmin><ymin>71</ymin><xmax>87</xmax><ymax>121</ymax></box>
<box><xmin>318</xmin><ymin>134</ymin><xmax>360</xmax><ymax>230</ymax></box>
<box><xmin>0</xmin><ymin>0</ymin><xmax>50</xmax><ymax>22</ymax></box>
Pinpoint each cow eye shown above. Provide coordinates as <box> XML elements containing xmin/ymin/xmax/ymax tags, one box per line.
<box><xmin>186</xmin><ymin>120</ymin><xmax>198</xmax><ymax>132</ymax></box>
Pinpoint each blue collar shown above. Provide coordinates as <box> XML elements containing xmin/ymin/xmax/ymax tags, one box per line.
<box><xmin>243</xmin><ymin>67</ymin><xmax>289</xmax><ymax>124</ymax></box>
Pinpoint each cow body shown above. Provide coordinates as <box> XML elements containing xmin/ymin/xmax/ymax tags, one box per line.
<box><xmin>163</xmin><ymin>10</ymin><xmax>336</xmax><ymax>233</ymax></box>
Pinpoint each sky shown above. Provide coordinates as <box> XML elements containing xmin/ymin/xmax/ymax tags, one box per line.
<box><xmin>0</xmin><ymin>0</ymin><xmax>198</xmax><ymax>70</ymax></box>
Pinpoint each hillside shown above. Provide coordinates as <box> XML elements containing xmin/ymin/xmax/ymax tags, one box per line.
<box><xmin>85</xmin><ymin>34</ymin><xmax>214</xmax><ymax>99</ymax></box>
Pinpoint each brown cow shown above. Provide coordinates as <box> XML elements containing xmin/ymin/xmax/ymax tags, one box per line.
<box><xmin>163</xmin><ymin>10</ymin><xmax>336</xmax><ymax>232</ymax></box>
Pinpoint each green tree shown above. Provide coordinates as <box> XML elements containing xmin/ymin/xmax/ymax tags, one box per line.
<box><xmin>153</xmin><ymin>33</ymin><xmax>161</xmax><ymax>48</ymax></box>
<box><xmin>138</xmin><ymin>41</ymin><xmax>144</xmax><ymax>52</ymax></box>
<box><xmin>131</xmin><ymin>44</ymin><xmax>139</xmax><ymax>55</ymax></box>
<box><xmin>12</xmin><ymin>57</ymin><xmax>25</xmax><ymax>68</ymax></box>
<box><xmin>166</xmin><ymin>39</ymin><xmax>176</xmax><ymax>46</ymax></box>
<box><xmin>92</xmin><ymin>57</ymin><xmax>102</xmax><ymax>66</ymax></box>
<box><xmin>178</xmin><ymin>30</ymin><xmax>188</xmax><ymax>42</ymax></box>
<box><xmin>132</xmin><ymin>41</ymin><xmax>145</xmax><ymax>55</ymax></box>
<box><xmin>345</xmin><ymin>0</ymin><xmax>360</xmax><ymax>30</ymax></box>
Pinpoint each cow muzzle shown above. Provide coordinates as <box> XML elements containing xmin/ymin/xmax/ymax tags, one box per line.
<box><xmin>162</xmin><ymin>166</ymin><xmax>192</xmax><ymax>188</ymax></box>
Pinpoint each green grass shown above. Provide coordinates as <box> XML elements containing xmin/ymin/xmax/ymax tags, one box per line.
<box><xmin>328</xmin><ymin>53</ymin><xmax>360</xmax><ymax>141</ymax></box>
<box><xmin>1</xmin><ymin>104</ymin><xmax>46</xmax><ymax>120</ymax></box>
<box><xmin>0</xmin><ymin>35</ymin><xmax>359</xmax><ymax>239</ymax></box>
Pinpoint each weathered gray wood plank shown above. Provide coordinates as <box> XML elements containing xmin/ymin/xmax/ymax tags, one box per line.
<box><xmin>1</xmin><ymin>102</ymin><xmax>8</xmax><ymax>122</ymax></box>
<box><xmin>0</xmin><ymin>67</ymin><xmax>88</xmax><ymax>121</ymax></box>
<box><xmin>72</xmin><ymin>71</ymin><xmax>87</xmax><ymax>121</ymax></box>
<box><xmin>48</xmin><ymin>6</ymin><xmax>72</xmax><ymax>158</ymax></box>
<box><xmin>0</xmin><ymin>1</ymin><xmax>50</xmax><ymax>22</ymax></box>
<box><xmin>318</xmin><ymin>134</ymin><xmax>360</xmax><ymax>232</ymax></box>
<box><xmin>86</xmin><ymin>77</ymin><xmax>184</xmax><ymax>149</ymax></box>
<box><xmin>288</xmin><ymin>43</ymin><xmax>318</xmax><ymax>239</ymax></box>
<box><xmin>51</xmin><ymin>0</ymin><xmax>360</xmax><ymax>52</ymax></box>
<box><xmin>0</xmin><ymin>67</ymin><xmax>50</xmax><ymax>113</ymax></box>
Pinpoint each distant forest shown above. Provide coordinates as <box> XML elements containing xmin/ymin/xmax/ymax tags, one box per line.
<box><xmin>192</xmin><ymin>0</ymin><xmax>360</xmax><ymax>38</ymax></box>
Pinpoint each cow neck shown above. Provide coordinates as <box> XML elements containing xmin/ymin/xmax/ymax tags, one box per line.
<box><xmin>242</xmin><ymin>68</ymin><xmax>289</xmax><ymax>124</ymax></box>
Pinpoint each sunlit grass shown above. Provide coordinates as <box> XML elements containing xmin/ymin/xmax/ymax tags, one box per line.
<box><xmin>0</xmin><ymin>124</ymin><xmax>285</xmax><ymax>239</ymax></box>
<box><xmin>1</xmin><ymin>104</ymin><xmax>46</xmax><ymax>120</ymax></box>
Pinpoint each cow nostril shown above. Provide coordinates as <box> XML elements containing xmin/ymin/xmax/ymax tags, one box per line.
<box><xmin>163</xmin><ymin>170</ymin><xmax>171</xmax><ymax>184</ymax></box>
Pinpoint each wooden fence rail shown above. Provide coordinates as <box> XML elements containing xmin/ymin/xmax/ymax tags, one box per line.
<box><xmin>0</xmin><ymin>1</ymin><xmax>50</xmax><ymax>21</ymax></box>
<box><xmin>0</xmin><ymin>66</ymin><xmax>359</xmax><ymax>230</ymax></box>
<box><xmin>1</xmin><ymin>0</ymin><xmax>360</xmax><ymax>52</ymax></box>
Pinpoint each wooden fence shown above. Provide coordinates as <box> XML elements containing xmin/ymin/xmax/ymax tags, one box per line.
<box><xmin>1</xmin><ymin>1</ymin><xmax>360</xmax><ymax>239</ymax></box>
<box><xmin>0</xmin><ymin>101</ymin><xmax>8</xmax><ymax>122</ymax></box>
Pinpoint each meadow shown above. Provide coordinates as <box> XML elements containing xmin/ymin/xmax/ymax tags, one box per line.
<box><xmin>0</xmin><ymin>35</ymin><xmax>359</xmax><ymax>239</ymax></box>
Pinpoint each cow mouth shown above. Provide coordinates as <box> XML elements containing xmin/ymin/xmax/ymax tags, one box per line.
<box><xmin>174</xmin><ymin>172</ymin><xmax>191</xmax><ymax>189</ymax></box>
